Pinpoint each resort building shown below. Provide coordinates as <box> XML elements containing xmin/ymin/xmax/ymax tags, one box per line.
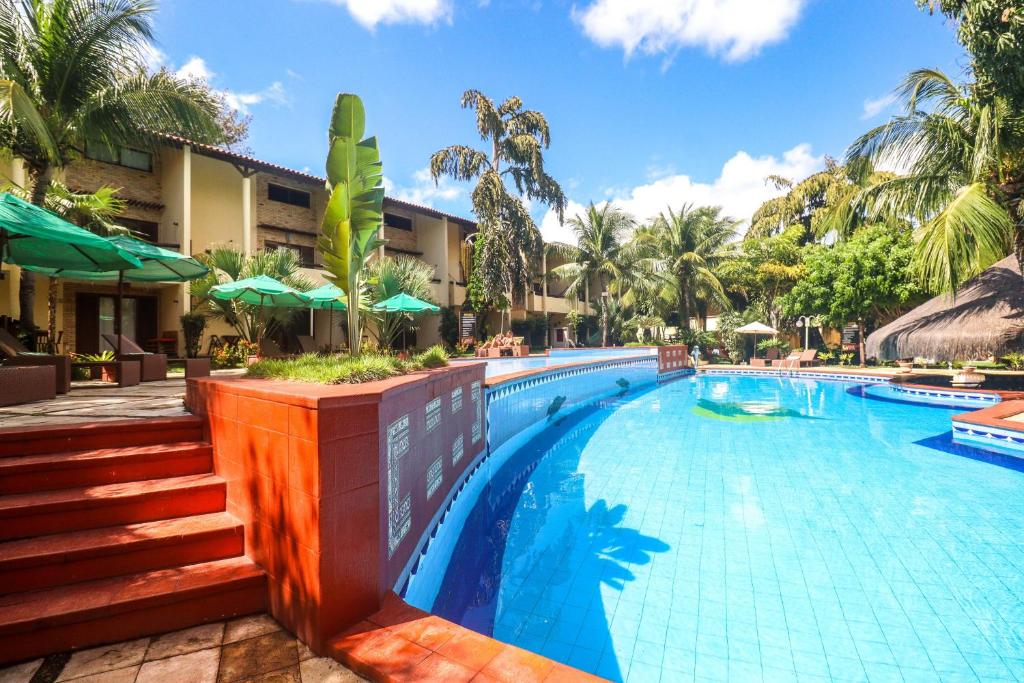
<box><xmin>0</xmin><ymin>137</ymin><xmax>593</xmax><ymax>354</ymax></box>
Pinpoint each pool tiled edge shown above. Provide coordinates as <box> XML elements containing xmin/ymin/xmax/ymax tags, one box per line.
<box><xmin>953</xmin><ymin>399</ymin><xmax>1024</xmax><ymax>456</ymax></box>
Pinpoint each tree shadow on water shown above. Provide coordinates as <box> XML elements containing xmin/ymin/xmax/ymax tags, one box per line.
<box><xmin>430</xmin><ymin>399</ymin><xmax>670</xmax><ymax>681</ymax></box>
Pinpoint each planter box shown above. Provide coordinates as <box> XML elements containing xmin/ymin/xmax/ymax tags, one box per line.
<box><xmin>186</xmin><ymin>362</ymin><xmax>486</xmax><ymax>653</ymax></box>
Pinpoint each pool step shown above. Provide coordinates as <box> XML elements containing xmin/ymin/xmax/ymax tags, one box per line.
<box><xmin>0</xmin><ymin>442</ymin><xmax>213</xmax><ymax>494</ymax></box>
<box><xmin>0</xmin><ymin>474</ymin><xmax>226</xmax><ymax>541</ymax></box>
<box><xmin>0</xmin><ymin>512</ymin><xmax>244</xmax><ymax>594</ymax></box>
<box><xmin>0</xmin><ymin>418</ymin><xmax>268</xmax><ymax>666</ymax></box>
<box><xmin>0</xmin><ymin>416</ymin><xmax>205</xmax><ymax>458</ymax></box>
<box><xmin>0</xmin><ymin>556</ymin><xmax>266</xmax><ymax>664</ymax></box>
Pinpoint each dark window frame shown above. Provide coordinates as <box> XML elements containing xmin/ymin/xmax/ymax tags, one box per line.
<box><xmin>267</xmin><ymin>183</ymin><xmax>312</xmax><ymax>209</ymax></box>
<box><xmin>84</xmin><ymin>141</ymin><xmax>153</xmax><ymax>172</ymax></box>
<box><xmin>384</xmin><ymin>213</ymin><xmax>414</xmax><ymax>231</ymax></box>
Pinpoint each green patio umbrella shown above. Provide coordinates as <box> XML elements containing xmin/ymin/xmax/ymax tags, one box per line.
<box><xmin>371</xmin><ymin>292</ymin><xmax>440</xmax><ymax>314</ymax></box>
<box><xmin>210</xmin><ymin>275</ymin><xmax>312</xmax><ymax>346</ymax></box>
<box><xmin>305</xmin><ymin>283</ymin><xmax>347</xmax><ymax>350</ymax></box>
<box><xmin>23</xmin><ymin>235</ymin><xmax>210</xmax><ymax>355</ymax></box>
<box><xmin>372</xmin><ymin>293</ymin><xmax>440</xmax><ymax>349</ymax></box>
<box><xmin>0</xmin><ymin>193</ymin><xmax>142</xmax><ymax>272</ymax></box>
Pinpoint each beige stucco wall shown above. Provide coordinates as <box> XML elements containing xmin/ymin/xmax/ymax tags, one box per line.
<box><xmin>190</xmin><ymin>155</ymin><xmax>246</xmax><ymax>254</ymax></box>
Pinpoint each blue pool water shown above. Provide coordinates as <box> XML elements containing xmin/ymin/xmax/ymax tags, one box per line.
<box><xmin>426</xmin><ymin>374</ymin><xmax>1024</xmax><ymax>682</ymax></box>
<box><xmin>453</xmin><ymin>347</ymin><xmax>657</xmax><ymax>379</ymax></box>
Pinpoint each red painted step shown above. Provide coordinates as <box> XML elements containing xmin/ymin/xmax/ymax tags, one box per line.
<box><xmin>0</xmin><ymin>512</ymin><xmax>244</xmax><ymax>594</ymax></box>
<box><xmin>0</xmin><ymin>441</ymin><xmax>213</xmax><ymax>494</ymax></box>
<box><xmin>0</xmin><ymin>556</ymin><xmax>267</xmax><ymax>664</ymax></box>
<box><xmin>0</xmin><ymin>416</ymin><xmax>205</xmax><ymax>458</ymax></box>
<box><xmin>0</xmin><ymin>474</ymin><xmax>226</xmax><ymax>541</ymax></box>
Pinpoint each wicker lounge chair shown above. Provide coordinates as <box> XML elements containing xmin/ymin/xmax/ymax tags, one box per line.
<box><xmin>0</xmin><ymin>329</ymin><xmax>71</xmax><ymax>394</ymax></box>
<box><xmin>101</xmin><ymin>333</ymin><xmax>168</xmax><ymax>382</ymax></box>
<box><xmin>0</xmin><ymin>365</ymin><xmax>56</xmax><ymax>406</ymax></box>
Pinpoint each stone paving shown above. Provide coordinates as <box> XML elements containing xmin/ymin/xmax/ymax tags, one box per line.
<box><xmin>0</xmin><ymin>370</ymin><xmax>245</xmax><ymax>428</ymax></box>
<box><xmin>0</xmin><ymin>614</ymin><xmax>364</xmax><ymax>683</ymax></box>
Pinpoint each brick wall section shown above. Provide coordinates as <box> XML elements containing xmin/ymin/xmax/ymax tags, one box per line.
<box><xmin>63</xmin><ymin>156</ymin><xmax>163</xmax><ymax>208</ymax></box>
<box><xmin>255</xmin><ymin>172</ymin><xmax>321</xmax><ymax>232</ymax></box>
<box><xmin>257</xmin><ymin>226</ymin><xmax>321</xmax><ymax>267</ymax></box>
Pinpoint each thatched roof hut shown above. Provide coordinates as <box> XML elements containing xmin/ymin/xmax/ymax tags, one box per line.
<box><xmin>866</xmin><ymin>255</ymin><xmax>1024</xmax><ymax>361</ymax></box>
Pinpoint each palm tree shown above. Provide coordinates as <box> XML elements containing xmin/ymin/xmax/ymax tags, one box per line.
<box><xmin>191</xmin><ymin>246</ymin><xmax>315</xmax><ymax>345</ymax></box>
<box><xmin>548</xmin><ymin>203</ymin><xmax>634</xmax><ymax>346</ymax></box>
<box><xmin>430</xmin><ymin>90</ymin><xmax>566</xmax><ymax>327</ymax></box>
<box><xmin>748</xmin><ymin>158</ymin><xmax>895</xmax><ymax>242</ymax></box>
<box><xmin>0</xmin><ymin>0</ymin><xmax>231</xmax><ymax>327</ymax></box>
<box><xmin>633</xmin><ymin>205</ymin><xmax>738</xmax><ymax>332</ymax></box>
<box><xmin>842</xmin><ymin>68</ymin><xmax>1022</xmax><ymax>293</ymax></box>
<box><xmin>364</xmin><ymin>255</ymin><xmax>437</xmax><ymax>349</ymax></box>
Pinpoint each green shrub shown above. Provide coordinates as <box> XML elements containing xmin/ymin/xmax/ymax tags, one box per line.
<box><xmin>413</xmin><ymin>345</ymin><xmax>449</xmax><ymax>369</ymax></box>
<box><xmin>212</xmin><ymin>340</ymin><xmax>258</xmax><ymax>369</ymax></box>
<box><xmin>1002</xmin><ymin>352</ymin><xmax>1024</xmax><ymax>370</ymax></box>
<box><xmin>180</xmin><ymin>312</ymin><xmax>207</xmax><ymax>358</ymax></box>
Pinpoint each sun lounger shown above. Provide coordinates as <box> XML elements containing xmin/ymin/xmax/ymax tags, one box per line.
<box><xmin>0</xmin><ymin>328</ymin><xmax>71</xmax><ymax>394</ymax></box>
<box><xmin>101</xmin><ymin>333</ymin><xmax>168</xmax><ymax>382</ymax></box>
<box><xmin>773</xmin><ymin>351</ymin><xmax>802</xmax><ymax>369</ymax></box>
<box><xmin>750</xmin><ymin>348</ymin><xmax>780</xmax><ymax>367</ymax></box>
<box><xmin>0</xmin><ymin>365</ymin><xmax>56</xmax><ymax>406</ymax></box>
<box><xmin>296</xmin><ymin>335</ymin><xmax>318</xmax><ymax>354</ymax></box>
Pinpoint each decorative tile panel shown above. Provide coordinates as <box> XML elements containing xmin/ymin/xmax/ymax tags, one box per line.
<box><xmin>387</xmin><ymin>413</ymin><xmax>411</xmax><ymax>558</ymax></box>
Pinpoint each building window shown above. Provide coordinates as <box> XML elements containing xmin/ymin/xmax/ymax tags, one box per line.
<box><xmin>118</xmin><ymin>218</ymin><xmax>159</xmax><ymax>243</ymax></box>
<box><xmin>266</xmin><ymin>241</ymin><xmax>316</xmax><ymax>268</ymax></box>
<box><xmin>84</xmin><ymin>141</ymin><xmax>153</xmax><ymax>172</ymax></box>
<box><xmin>267</xmin><ymin>183</ymin><xmax>311</xmax><ymax>208</ymax></box>
<box><xmin>384</xmin><ymin>213</ymin><xmax>413</xmax><ymax>231</ymax></box>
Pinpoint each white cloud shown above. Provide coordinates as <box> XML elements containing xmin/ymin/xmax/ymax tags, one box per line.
<box><xmin>175</xmin><ymin>56</ymin><xmax>214</xmax><ymax>82</ymax></box>
<box><xmin>861</xmin><ymin>93</ymin><xmax>898</xmax><ymax>120</ymax></box>
<box><xmin>317</xmin><ymin>0</ymin><xmax>452</xmax><ymax>29</ymax></box>
<box><xmin>573</xmin><ymin>0</ymin><xmax>807</xmax><ymax>62</ymax></box>
<box><xmin>385</xmin><ymin>166</ymin><xmax>466</xmax><ymax>206</ymax></box>
<box><xmin>159</xmin><ymin>54</ymin><xmax>289</xmax><ymax>115</ymax></box>
<box><xmin>541</xmin><ymin>143</ymin><xmax>823</xmax><ymax>244</ymax></box>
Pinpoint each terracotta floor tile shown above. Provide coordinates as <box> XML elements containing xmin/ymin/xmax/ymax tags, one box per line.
<box><xmin>145</xmin><ymin>623</ymin><xmax>225</xmax><ymax>661</ymax></box>
<box><xmin>0</xmin><ymin>659</ymin><xmax>43</xmax><ymax>683</ymax></box>
<box><xmin>59</xmin><ymin>666</ymin><xmax>140</xmax><ymax>683</ymax></box>
<box><xmin>218</xmin><ymin>630</ymin><xmax>298</xmax><ymax>682</ymax></box>
<box><xmin>403</xmin><ymin>653</ymin><xmax>476</xmax><ymax>683</ymax></box>
<box><xmin>296</xmin><ymin>641</ymin><xmax>317</xmax><ymax>662</ymax></box>
<box><xmin>478</xmin><ymin>646</ymin><xmax>556</xmax><ymax>683</ymax></box>
<box><xmin>56</xmin><ymin>638</ymin><xmax>149</xmax><ymax>681</ymax></box>
<box><xmin>386</xmin><ymin>615</ymin><xmax>459</xmax><ymax>651</ymax></box>
<box><xmin>435</xmin><ymin>629</ymin><xmax>504</xmax><ymax>672</ymax></box>
<box><xmin>543</xmin><ymin>664</ymin><xmax>604</xmax><ymax>682</ymax></box>
<box><xmin>349</xmin><ymin>634</ymin><xmax>431</xmax><ymax>679</ymax></box>
<box><xmin>224</xmin><ymin>614</ymin><xmax>283</xmax><ymax>644</ymax></box>
<box><xmin>136</xmin><ymin>648</ymin><xmax>219</xmax><ymax>683</ymax></box>
<box><xmin>243</xmin><ymin>665</ymin><xmax>300</xmax><ymax>682</ymax></box>
<box><xmin>298</xmin><ymin>657</ymin><xmax>364</xmax><ymax>683</ymax></box>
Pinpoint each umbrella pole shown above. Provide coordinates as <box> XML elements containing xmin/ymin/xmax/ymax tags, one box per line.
<box><xmin>116</xmin><ymin>271</ymin><xmax>124</xmax><ymax>357</ymax></box>
<box><xmin>329</xmin><ymin>309</ymin><xmax>334</xmax><ymax>351</ymax></box>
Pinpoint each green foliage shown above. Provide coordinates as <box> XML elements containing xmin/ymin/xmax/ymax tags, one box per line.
<box><xmin>511</xmin><ymin>313</ymin><xmax>549</xmax><ymax>348</ymax></box>
<box><xmin>364</xmin><ymin>255</ymin><xmax>436</xmax><ymax>349</ymax></box>
<box><xmin>844</xmin><ymin>68</ymin><xmax>1020</xmax><ymax>292</ymax></box>
<box><xmin>246</xmin><ymin>347</ymin><xmax>449</xmax><ymax>384</ymax></box>
<box><xmin>718</xmin><ymin>225</ymin><xmax>805</xmax><ymax>328</ymax></box>
<box><xmin>431</xmin><ymin>90</ymin><xmax>565</xmax><ymax>308</ymax></box>
<box><xmin>191</xmin><ymin>246</ymin><xmax>315</xmax><ymax>343</ymax></box>
<box><xmin>318</xmin><ymin>93</ymin><xmax>385</xmax><ymax>355</ymax></box>
<box><xmin>780</xmin><ymin>224</ymin><xmax>925</xmax><ymax>330</ymax></box>
<box><xmin>920</xmin><ymin>1</ymin><xmax>1024</xmax><ymax>109</ymax></box>
<box><xmin>839</xmin><ymin>352</ymin><xmax>855</xmax><ymax>366</ymax></box>
<box><xmin>757</xmin><ymin>338</ymin><xmax>791</xmax><ymax>354</ymax></box>
<box><xmin>439</xmin><ymin>306</ymin><xmax>460</xmax><ymax>349</ymax></box>
<box><xmin>179</xmin><ymin>311</ymin><xmax>207</xmax><ymax>359</ymax></box>
<box><xmin>747</xmin><ymin>158</ymin><xmax>894</xmax><ymax>241</ymax></box>
<box><xmin>629</xmin><ymin>204</ymin><xmax>737</xmax><ymax>331</ymax></box>
<box><xmin>1003</xmin><ymin>352</ymin><xmax>1024</xmax><ymax>370</ymax></box>
<box><xmin>716</xmin><ymin>310</ymin><xmax>757</xmax><ymax>363</ymax></box>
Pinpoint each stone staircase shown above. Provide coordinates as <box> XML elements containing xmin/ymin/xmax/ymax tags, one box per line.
<box><xmin>0</xmin><ymin>417</ymin><xmax>267</xmax><ymax>664</ymax></box>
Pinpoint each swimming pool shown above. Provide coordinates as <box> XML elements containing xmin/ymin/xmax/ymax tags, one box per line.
<box><xmin>453</xmin><ymin>347</ymin><xmax>658</xmax><ymax>379</ymax></box>
<box><xmin>412</xmin><ymin>373</ymin><xmax>1024</xmax><ymax>681</ymax></box>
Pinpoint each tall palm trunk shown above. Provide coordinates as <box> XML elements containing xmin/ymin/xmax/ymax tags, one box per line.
<box><xmin>600</xmin><ymin>274</ymin><xmax>608</xmax><ymax>346</ymax></box>
<box><xmin>677</xmin><ymin>275</ymin><xmax>691</xmax><ymax>331</ymax></box>
<box><xmin>18</xmin><ymin>166</ymin><xmax>54</xmax><ymax>329</ymax></box>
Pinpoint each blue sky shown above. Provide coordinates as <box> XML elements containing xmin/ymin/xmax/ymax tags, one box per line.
<box><xmin>149</xmin><ymin>0</ymin><xmax>965</xmax><ymax>241</ymax></box>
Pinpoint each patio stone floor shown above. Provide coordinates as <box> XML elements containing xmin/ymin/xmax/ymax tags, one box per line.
<box><xmin>0</xmin><ymin>370</ymin><xmax>245</xmax><ymax>428</ymax></box>
<box><xmin>0</xmin><ymin>614</ymin><xmax>364</xmax><ymax>683</ymax></box>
